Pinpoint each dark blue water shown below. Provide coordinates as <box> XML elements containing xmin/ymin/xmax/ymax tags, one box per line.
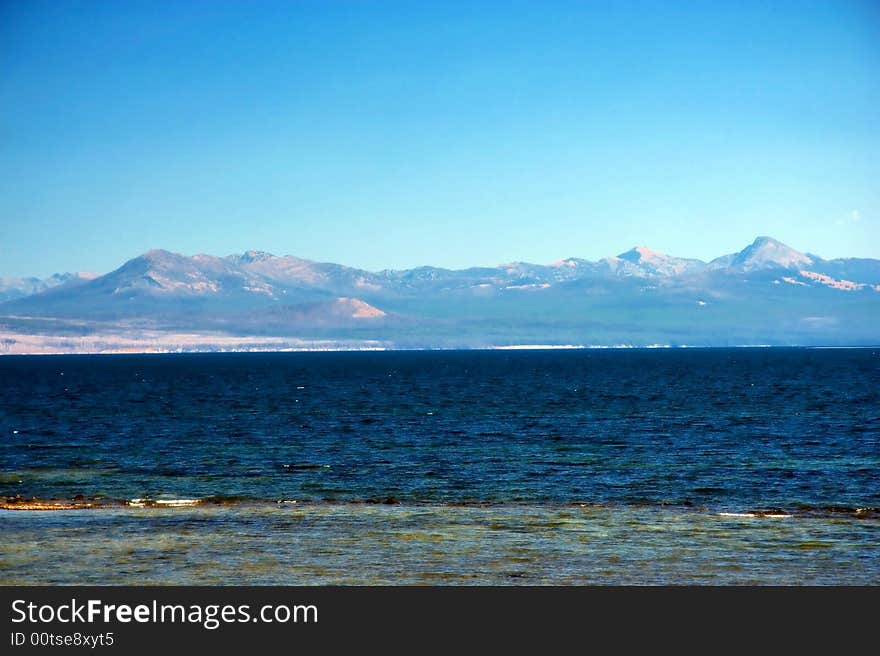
<box><xmin>1</xmin><ymin>349</ymin><xmax>878</xmax><ymax>512</ymax></box>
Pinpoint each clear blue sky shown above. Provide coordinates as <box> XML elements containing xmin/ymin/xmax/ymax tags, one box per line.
<box><xmin>1</xmin><ymin>1</ymin><xmax>878</xmax><ymax>277</ymax></box>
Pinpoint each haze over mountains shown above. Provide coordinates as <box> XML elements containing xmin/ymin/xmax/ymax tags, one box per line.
<box><xmin>0</xmin><ymin>272</ymin><xmax>97</xmax><ymax>303</ymax></box>
<box><xmin>1</xmin><ymin>237</ymin><xmax>878</xmax><ymax>353</ymax></box>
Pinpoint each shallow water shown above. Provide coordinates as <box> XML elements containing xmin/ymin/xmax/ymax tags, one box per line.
<box><xmin>1</xmin><ymin>349</ymin><xmax>878</xmax><ymax>584</ymax></box>
<box><xmin>2</xmin><ymin>504</ymin><xmax>878</xmax><ymax>585</ymax></box>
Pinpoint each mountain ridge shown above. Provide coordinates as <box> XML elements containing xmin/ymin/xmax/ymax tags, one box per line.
<box><xmin>0</xmin><ymin>272</ymin><xmax>97</xmax><ymax>303</ymax></box>
<box><xmin>2</xmin><ymin>236</ymin><xmax>878</xmax><ymax>352</ymax></box>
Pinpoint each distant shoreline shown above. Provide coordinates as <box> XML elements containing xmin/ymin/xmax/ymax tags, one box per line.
<box><xmin>1</xmin><ymin>343</ymin><xmax>878</xmax><ymax>356</ymax></box>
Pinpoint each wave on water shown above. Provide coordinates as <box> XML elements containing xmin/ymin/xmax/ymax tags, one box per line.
<box><xmin>2</xmin><ymin>494</ymin><xmax>878</xmax><ymax>519</ymax></box>
<box><xmin>128</xmin><ymin>498</ymin><xmax>200</xmax><ymax>508</ymax></box>
<box><xmin>718</xmin><ymin>511</ymin><xmax>792</xmax><ymax>518</ymax></box>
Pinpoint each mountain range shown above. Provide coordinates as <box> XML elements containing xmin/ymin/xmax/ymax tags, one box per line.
<box><xmin>1</xmin><ymin>236</ymin><xmax>878</xmax><ymax>353</ymax></box>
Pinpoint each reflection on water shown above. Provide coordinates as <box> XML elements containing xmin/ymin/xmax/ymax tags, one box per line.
<box><xmin>2</xmin><ymin>504</ymin><xmax>877</xmax><ymax>585</ymax></box>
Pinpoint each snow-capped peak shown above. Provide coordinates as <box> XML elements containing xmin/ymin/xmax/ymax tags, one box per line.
<box><xmin>725</xmin><ymin>236</ymin><xmax>813</xmax><ymax>271</ymax></box>
<box><xmin>616</xmin><ymin>246</ymin><xmax>705</xmax><ymax>276</ymax></box>
<box><xmin>617</xmin><ymin>245</ymin><xmax>666</xmax><ymax>263</ymax></box>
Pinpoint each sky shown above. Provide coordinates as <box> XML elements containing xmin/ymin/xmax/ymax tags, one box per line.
<box><xmin>1</xmin><ymin>1</ymin><xmax>879</xmax><ymax>277</ymax></box>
